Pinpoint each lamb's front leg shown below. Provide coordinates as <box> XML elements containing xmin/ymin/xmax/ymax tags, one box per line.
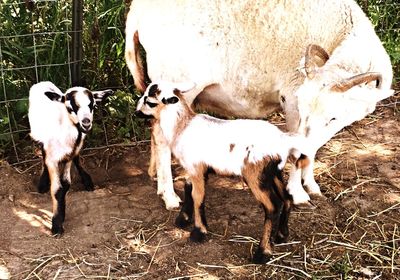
<box><xmin>286</xmin><ymin>164</ymin><xmax>314</xmax><ymax>209</ymax></box>
<box><xmin>301</xmin><ymin>155</ymin><xmax>325</xmax><ymax>199</ymax></box>
<box><xmin>48</xmin><ymin>161</ymin><xmax>69</xmax><ymax>235</ymax></box>
<box><xmin>73</xmin><ymin>155</ymin><xmax>94</xmax><ymax>191</ymax></box>
<box><xmin>155</xmin><ymin>142</ymin><xmax>181</xmax><ymax>210</ymax></box>
<box><xmin>147</xmin><ymin>132</ymin><xmax>157</xmax><ymax>178</ymax></box>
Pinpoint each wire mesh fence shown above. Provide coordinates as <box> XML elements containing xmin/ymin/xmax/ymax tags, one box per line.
<box><xmin>0</xmin><ymin>0</ymin><xmax>399</xmax><ymax>166</ymax></box>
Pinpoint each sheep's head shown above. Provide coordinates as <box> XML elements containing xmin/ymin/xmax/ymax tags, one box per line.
<box><xmin>292</xmin><ymin>44</ymin><xmax>393</xmax><ymax>149</ymax></box>
<box><xmin>45</xmin><ymin>86</ymin><xmax>113</xmax><ymax>133</ymax></box>
<box><xmin>135</xmin><ymin>81</ymin><xmax>195</xmax><ymax>119</ymax></box>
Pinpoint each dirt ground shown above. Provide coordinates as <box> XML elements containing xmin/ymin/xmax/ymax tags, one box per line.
<box><xmin>0</xmin><ymin>93</ymin><xmax>399</xmax><ymax>279</ymax></box>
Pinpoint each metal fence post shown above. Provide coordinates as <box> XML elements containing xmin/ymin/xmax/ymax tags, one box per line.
<box><xmin>72</xmin><ymin>0</ymin><xmax>83</xmax><ymax>86</ymax></box>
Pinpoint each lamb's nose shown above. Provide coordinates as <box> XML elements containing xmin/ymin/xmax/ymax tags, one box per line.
<box><xmin>82</xmin><ymin>118</ymin><xmax>91</xmax><ymax>130</ymax></box>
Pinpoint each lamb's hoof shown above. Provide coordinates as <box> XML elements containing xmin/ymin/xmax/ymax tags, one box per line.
<box><xmin>190</xmin><ymin>227</ymin><xmax>206</xmax><ymax>242</ymax></box>
<box><xmin>162</xmin><ymin>193</ymin><xmax>182</xmax><ymax>210</ymax></box>
<box><xmin>84</xmin><ymin>183</ymin><xmax>95</xmax><ymax>192</ymax></box>
<box><xmin>310</xmin><ymin>193</ymin><xmax>327</xmax><ymax>201</ymax></box>
<box><xmin>252</xmin><ymin>247</ymin><xmax>272</xmax><ymax>264</ymax></box>
<box><xmin>175</xmin><ymin>213</ymin><xmax>192</xmax><ymax>229</ymax></box>
<box><xmin>37</xmin><ymin>180</ymin><xmax>50</xmax><ymax>193</ymax></box>
<box><xmin>293</xmin><ymin>200</ymin><xmax>317</xmax><ymax>210</ymax></box>
<box><xmin>51</xmin><ymin>224</ymin><xmax>64</xmax><ymax>236</ymax></box>
<box><xmin>274</xmin><ymin>232</ymin><xmax>288</xmax><ymax>244</ymax></box>
<box><xmin>37</xmin><ymin>185</ymin><xmax>50</xmax><ymax>193</ymax></box>
<box><xmin>81</xmin><ymin>175</ymin><xmax>95</xmax><ymax>191</ymax></box>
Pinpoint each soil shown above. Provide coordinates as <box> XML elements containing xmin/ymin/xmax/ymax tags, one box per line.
<box><xmin>0</xmin><ymin>94</ymin><xmax>399</xmax><ymax>279</ymax></box>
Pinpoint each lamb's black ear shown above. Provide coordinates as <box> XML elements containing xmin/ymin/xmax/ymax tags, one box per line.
<box><xmin>44</xmin><ymin>91</ymin><xmax>63</xmax><ymax>102</ymax></box>
<box><xmin>93</xmin><ymin>89</ymin><xmax>114</xmax><ymax>103</ymax></box>
<box><xmin>162</xmin><ymin>96</ymin><xmax>179</xmax><ymax>104</ymax></box>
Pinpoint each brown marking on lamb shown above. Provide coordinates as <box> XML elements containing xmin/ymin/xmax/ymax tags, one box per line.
<box><xmin>296</xmin><ymin>154</ymin><xmax>310</xmax><ymax>169</ymax></box>
<box><xmin>229</xmin><ymin>143</ymin><xmax>235</xmax><ymax>152</ymax></box>
<box><xmin>190</xmin><ymin>164</ymin><xmax>208</xmax><ymax>234</ymax></box>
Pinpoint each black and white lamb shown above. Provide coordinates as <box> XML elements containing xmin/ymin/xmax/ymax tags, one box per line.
<box><xmin>28</xmin><ymin>81</ymin><xmax>113</xmax><ymax>235</ymax></box>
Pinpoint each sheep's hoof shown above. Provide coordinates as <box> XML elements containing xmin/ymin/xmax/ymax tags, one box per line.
<box><xmin>293</xmin><ymin>200</ymin><xmax>317</xmax><ymax>210</ymax></box>
<box><xmin>175</xmin><ymin>213</ymin><xmax>192</xmax><ymax>229</ymax></box>
<box><xmin>252</xmin><ymin>247</ymin><xmax>272</xmax><ymax>264</ymax></box>
<box><xmin>190</xmin><ymin>227</ymin><xmax>206</xmax><ymax>242</ymax></box>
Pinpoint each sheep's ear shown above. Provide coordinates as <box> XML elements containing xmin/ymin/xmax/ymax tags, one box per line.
<box><xmin>300</xmin><ymin>44</ymin><xmax>329</xmax><ymax>79</ymax></box>
<box><xmin>44</xmin><ymin>91</ymin><xmax>63</xmax><ymax>102</ymax></box>
<box><xmin>93</xmin><ymin>89</ymin><xmax>114</xmax><ymax>102</ymax></box>
<box><xmin>162</xmin><ymin>96</ymin><xmax>179</xmax><ymax>104</ymax></box>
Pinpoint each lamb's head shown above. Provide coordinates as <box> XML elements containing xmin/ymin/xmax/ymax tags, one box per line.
<box><xmin>292</xmin><ymin>44</ymin><xmax>393</xmax><ymax>149</ymax></box>
<box><xmin>135</xmin><ymin>81</ymin><xmax>195</xmax><ymax>119</ymax></box>
<box><xmin>45</xmin><ymin>86</ymin><xmax>113</xmax><ymax>133</ymax></box>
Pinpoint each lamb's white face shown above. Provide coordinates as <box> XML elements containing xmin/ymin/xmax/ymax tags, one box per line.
<box><xmin>135</xmin><ymin>81</ymin><xmax>195</xmax><ymax>119</ymax></box>
<box><xmin>64</xmin><ymin>87</ymin><xmax>113</xmax><ymax>133</ymax></box>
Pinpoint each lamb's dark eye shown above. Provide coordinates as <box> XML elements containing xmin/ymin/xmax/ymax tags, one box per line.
<box><xmin>146</xmin><ymin>101</ymin><xmax>158</xmax><ymax>108</ymax></box>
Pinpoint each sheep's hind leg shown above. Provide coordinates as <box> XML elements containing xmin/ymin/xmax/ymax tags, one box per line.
<box><xmin>73</xmin><ymin>155</ymin><xmax>94</xmax><ymax>191</ymax></box>
<box><xmin>175</xmin><ymin>182</ymin><xmax>194</xmax><ymax>228</ymax></box>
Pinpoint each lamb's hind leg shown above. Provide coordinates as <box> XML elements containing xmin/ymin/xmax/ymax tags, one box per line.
<box><xmin>175</xmin><ymin>181</ymin><xmax>194</xmax><ymax>228</ymax></box>
<box><xmin>272</xmin><ymin>176</ymin><xmax>291</xmax><ymax>244</ymax></box>
<box><xmin>188</xmin><ymin>173</ymin><xmax>208</xmax><ymax>242</ymax></box>
<box><xmin>243</xmin><ymin>161</ymin><xmax>284</xmax><ymax>263</ymax></box>
<box><xmin>38</xmin><ymin>146</ymin><xmax>50</xmax><ymax>193</ymax></box>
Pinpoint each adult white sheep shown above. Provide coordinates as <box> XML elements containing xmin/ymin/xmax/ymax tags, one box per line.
<box><xmin>135</xmin><ymin>81</ymin><xmax>311</xmax><ymax>263</ymax></box>
<box><xmin>28</xmin><ymin>81</ymin><xmax>113</xmax><ymax>235</ymax></box>
<box><xmin>125</xmin><ymin>0</ymin><xmax>394</xmax><ymax>210</ymax></box>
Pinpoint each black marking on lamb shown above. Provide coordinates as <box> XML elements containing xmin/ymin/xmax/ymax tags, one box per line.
<box><xmin>66</xmin><ymin>91</ymin><xmax>80</xmax><ymax>114</ymax></box>
<box><xmin>162</xmin><ymin>96</ymin><xmax>179</xmax><ymax>104</ymax></box>
<box><xmin>200</xmin><ymin>201</ymin><xmax>207</xmax><ymax>227</ymax></box>
<box><xmin>38</xmin><ymin>144</ymin><xmax>50</xmax><ymax>193</ymax></box>
<box><xmin>84</xmin><ymin>90</ymin><xmax>95</xmax><ymax>112</ymax></box>
<box><xmin>44</xmin><ymin>91</ymin><xmax>62</xmax><ymax>102</ymax></box>
<box><xmin>148</xmin><ymin>84</ymin><xmax>160</xmax><ymax>97</ymax></box>
<box><xmin>175</xmin><ymin>182</ymin><xmax>194</xmax><ymax>228</ymax></box>
<box><xmin>259</xmin><ymin>159</ymin><xmax>283</xmax><ymax>192</ymax></box>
